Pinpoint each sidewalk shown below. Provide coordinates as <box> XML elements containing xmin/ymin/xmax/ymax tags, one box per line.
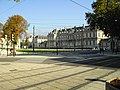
<box><xmin>0</xmin><ymin>52</ymin><xmax>120</xmax><ymax>90</ymax></box>
<box><xmin>0</xmin><ymin>57</ymin><xmax>119</xmax><ymax>90</ymax></box>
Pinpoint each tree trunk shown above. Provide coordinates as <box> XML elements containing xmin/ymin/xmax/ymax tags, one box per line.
<box><xmin>13</xmin><ymin>44</ymin><xmax>15</xmax><ymax>56</ymax></box>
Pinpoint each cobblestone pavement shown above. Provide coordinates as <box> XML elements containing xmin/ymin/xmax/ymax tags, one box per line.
<box><xmin>0</xmin><ymin>55</ymin><xmax>119</xmax><ymax>90</ymax></box>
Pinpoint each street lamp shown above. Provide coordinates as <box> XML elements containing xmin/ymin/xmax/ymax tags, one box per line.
<box><xmin>73</xmin><ymin>26</ymin><xmax>76</xmax><ymax>54</ymax></box>
<box><xmin>33</xmin><ymin>26</ymin><xmax>35</xmax><ymax>52</ymax></box>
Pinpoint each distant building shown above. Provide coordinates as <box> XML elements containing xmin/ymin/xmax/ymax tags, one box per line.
<box><xmin>99</xmin><ymin>39</ymin><xmax>111</xmax><ymax>50</ymax></box>
<box><xmin>34</xmin><ymin>35</ymin><xmax>47</xmax><ymax>48</ymax></box>
<box><xmin>47</xmin><ymin>29</ymin><xmax>58</xmax><ymax>48</ymax></box>
<box><xmin>1</xmin><ymin>37</ymin><xmax>20</xmax><ymax>49</ymax></box>
<box><xmin>21</xmin><ymin>34</ymin><xmax>48</xmax><ymax>48</ymax></box>
<box><xmin>27</xmin><ymin>34</ymin><xmax>33</xmax><ymax>48</ymax></box>
<box><xmin>47</xmin><ymin>26</ymin><xmax>108</xmax><ymax>49</ymax></box>
<box><xmin>20</xmin><ymin>34</ymin><xmax>33</xmax><ymax>48</ymax></box>
<box><xmin>99</xmin><ymin>38</ymin><xmax>120</xmax><ymax>51</ymax></box>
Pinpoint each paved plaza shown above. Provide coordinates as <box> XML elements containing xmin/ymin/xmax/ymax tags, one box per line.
<box><xmin>0</xmin><ymin>54</ymin><xmax>120</xmax><ymax>90</ymax></box>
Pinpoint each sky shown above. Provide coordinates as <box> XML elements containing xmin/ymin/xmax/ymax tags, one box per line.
<box><xmin>0</xmin><ymin>0</ymin><xmax>94</xmax><ymax>35</ymax></box>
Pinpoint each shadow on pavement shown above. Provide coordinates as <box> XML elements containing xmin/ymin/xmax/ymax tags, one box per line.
<box><xmin>85</xmin><ymin>78</ymin><xmax>106</xmax><ymax>82</ymax></box>
<box><xmin>43</xmin><ymin>56</ymin><xmax>120</xmax><ymax>69</ymax></box>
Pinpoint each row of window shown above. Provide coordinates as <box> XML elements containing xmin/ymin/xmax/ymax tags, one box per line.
<box><xmin>48</xmin><ymin>32</ymin><xmax>98</xmax><ymax>40</ymax></box>
<box><xmin>84</xmin><ymin>32</ymin><xmax>96</xmax><ymax>38</ymax></box>
<box><xmin>84</xmin><ymin>40</ymin><xmax>96</xmax><ymax>46</ymax></box>
<box><xmin>48</xmin><ymin>40</ymin><xmax>96</xmax><ymax>46</ymax></box>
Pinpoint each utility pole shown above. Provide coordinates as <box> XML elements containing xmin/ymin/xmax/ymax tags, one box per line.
<box><xmin>33</xmin><ymin>26</ymin><xmax>35</xmax><ymax>52</ymax></box>
<box><xmin>74</xmin><ymin>26</ymin><xmax>76</xmax><ymax>54</ymax></box>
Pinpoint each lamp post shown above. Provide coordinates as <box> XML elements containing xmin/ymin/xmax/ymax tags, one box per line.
<box><xmin>33</xmin><ymin>26</ymin><xmax>35</xmax><ymax>52</ymax></box>
<box><xmin>73</xmin><ymin>26</ymin><xmax>76</xmax><ymax>54</ymax></box>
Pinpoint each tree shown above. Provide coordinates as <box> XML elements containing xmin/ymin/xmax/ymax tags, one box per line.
<box><xmin>3</xmin><ymin>15</ymin><xmax>29</xmax><ymax>55</ymax></box>
<box><xmin>86</xmin><ymin>0</ymin><xmax>120</xmax><ymax>52</ymax></box>
<box><xmin>14</xmin><ymin>0</ymin><xmax>20</xmax><ymax>2</ymax></box>
<box><xmin>9</xmin><ymin>0</ymin><xmax>20</xmax><ymax>2</ymax></box>
<box><xmin>0</xmin><ymin>23</ymin><xmax>3</xmax><ymax>30</ymax></box>
<box><xmin>3</xmin><ymin>15</ymin><xmax>29</xmax><ymax>43</ymax></box>
<box><xmin>0</xmin><ymin>23</ymin><xmax>3</xmax><ymax>41</ymax></box>
<box><xmin>20</xmin><ymin>38</ymin><xmax>30</xmax><ymax>48</ymax></box>
<box><xmin>86</xmin><ymin>0</ymin><xmax>120</xmax><ymax>37</ymax></box>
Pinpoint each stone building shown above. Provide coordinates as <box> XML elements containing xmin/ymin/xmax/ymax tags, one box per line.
<box><xmin>47</xmin><ymin>29</ymin><xmax>58</xmax><ymax>48</ymax></box>
<box><xmin>47</xmin><ymin>26</ymin><xmax>108</xmax><ymax>49</ymax></box>
<box><xmin>34</xmin><ymin>35</ymin><xmax>47</xmax><ymax>48</ymax></box>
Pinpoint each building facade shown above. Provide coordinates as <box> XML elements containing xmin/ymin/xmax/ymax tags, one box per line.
<box><xmin>47</xmin><ymin>29</ymin><xmax>58</xmax><ymax>48</ymax></box>
<box><xmin>47</xmin><ymin>26</ymin><xmax>108</xmax><ymax>49</ymax></box>
<box><xmin>34</xmin><ymin>35</ymin><xmax>47</xmax><ymax>48</ymax></box>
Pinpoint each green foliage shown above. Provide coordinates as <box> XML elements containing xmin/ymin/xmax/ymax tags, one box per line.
<box><xmin>9</xmin><ymin>0</ymin><xmax>20</xmax><ymax>2</ymax></box>
<box><xmin>14</xmin><ymin>0</ymin><xmax>20</xmax><ymax>2</ymax></box>
<box><xmin>20</xmin><ymin>38</ymin><xmax>30</xmax><ymax>48</ymax></box>
<box><xmin>17</xmin><ymin>49</ymin><xmax>73</xmax><ymax>52</ymax></box>
<box><xmin>86</xmin><ymin>0</ymin><xmax>120</xmax><ymax>37</ymax></box>
<box><xmin>20</xmin><ymin>42</ymin><xmax>25</xmax><ymax>47</ymax></box>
